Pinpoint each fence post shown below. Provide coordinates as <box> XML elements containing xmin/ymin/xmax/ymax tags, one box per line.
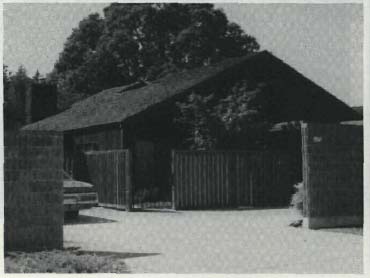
<box><xmin>115</xmin><ymin>153</ymin><xmax>119</xmax><ymax>206</ymax></box>
<box><xmin>249</xmin><ymin>173</ymin><xmax>254</xmax><ymax>207</ymax></box>
<box><xmin>171</xmin><ymin>150</ymin><xmax>176</xmax><ymax>210</ymax></box>
<box><xmin>228</xmin><ymin>152</ymin><xmax>237</xmax><ymax>207</ymax></box>
<box><xmin>125</xmin><ymin>149</ymin><xmax>133</xmax><ymax>212</ymax></box>
<box><xmin>301</xmin><ymin>122</ymin><xmax>309</xmax><ymax>218</ymax></box>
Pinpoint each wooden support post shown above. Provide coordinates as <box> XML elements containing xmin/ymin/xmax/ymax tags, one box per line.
<box><xmin>171</xmin><ymin>150</ymin><xmax>176</xmax><ymax>210</ymax></box>
<box><xmin>250</xmin><ymin>173</ymin><xmax>253</xmax><ymax>207</ymax></box>
<box><xmin>125</xmin><ymin>149</ymin><xmax>133</xmax><ymax>212</ymax></box>
<box><xmin>115</xmin><ymin>153</ymin><xmax>119</xmax><ymax>206</ymax></box>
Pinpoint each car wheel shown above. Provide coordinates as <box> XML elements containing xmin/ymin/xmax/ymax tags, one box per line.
<box><xmin>65</xmin><ymin>210</ymin><xmax>79</xmax><ymax>219</ymax></box>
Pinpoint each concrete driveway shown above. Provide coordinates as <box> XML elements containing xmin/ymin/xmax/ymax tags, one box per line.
<box><xmin>64</xmin><ymin>207</ymin><xmax>363</xmax><ymax>273</ymax></box>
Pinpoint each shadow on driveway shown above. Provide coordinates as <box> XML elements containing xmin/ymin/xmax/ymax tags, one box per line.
<box><xmin>64</xmin><ymin>215</ymin><xmax>116</xmax><ymax>225</ymax></box>
<box><xmin>73</xmin><ymin>250</ymin><xmax>160</xmax><ymax>260</ymax></box>
<box><xmin>131</xmin><ymin>208</ymin><xmax>178</xmax><ymax>214</ymax></box>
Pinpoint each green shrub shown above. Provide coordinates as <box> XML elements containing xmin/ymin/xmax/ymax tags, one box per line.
<box><xmin>5</xmin><ymin>250</ymin><xmax>128</xmax><ymax>273</ymax></box>
<box><xmin>290</xmin><ymin>182</ymin><xmax>304</xmax><ymax>215</ymax></box>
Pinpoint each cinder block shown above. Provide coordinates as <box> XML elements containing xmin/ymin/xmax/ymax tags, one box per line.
<box><xmin>4</xmin><ymin>132</ymin><xmax>18</xmax><ymax>146</ymax></box>
<box><xmin>29</xmin><ymin>181</ymin><xmax>62</xmax><ymax>192</ymax></box>
<box><xmin>306</xmin><ymin>215</ymin><xmax>363</xmax><ymax>229</ymax></box>
<box><xmin>30</xmin><ymin>169</ymin><xmax>58</xmax><ymax>180</ymax></box>
<box><xmin>302</xmin><ymin>123</ymin><xmax>363</xmax><ymax>229</ymax></box>
<box><xmin>38</xmin><ymin>191</ymin><xmax>63</xmax><ymax>203</ymax></box>
<box><xmin>28</xmin><ymin>134</ymin><xmax>54</xmax><ymax>146</ymax></box>
<box><xmin>4</xmin><ymin>170</ymin><xmax>21</xmax><ymax>182</ymax></box>
<box><xmin>4</xmin><ymin>130</ymin><xmax>64</xmax><ymax>252</ymax></box>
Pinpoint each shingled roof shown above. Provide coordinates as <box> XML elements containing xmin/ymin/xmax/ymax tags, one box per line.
<box><xmin>23</xmin><ymin>51</ymin><xmax>361</xmax><ymax>131</ymax></box>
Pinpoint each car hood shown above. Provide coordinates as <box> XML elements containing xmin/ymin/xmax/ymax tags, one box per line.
<box><xmin>63</xmin><ymin>180</ymin><xmax>96</xmax><ymax>193</ymax></box>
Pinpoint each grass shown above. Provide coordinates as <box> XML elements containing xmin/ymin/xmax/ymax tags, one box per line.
<box><xmin>5</xmin><ymin>248</ymin><xmax>128</xmax><ymax>273</ymax></box>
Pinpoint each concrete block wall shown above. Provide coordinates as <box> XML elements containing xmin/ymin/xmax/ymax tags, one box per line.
<box><xmin>301</xmin><ymin>123</ymin><xmax>363</xmax><ymax>229</ymax></box>
<box><xmin>4</xmin><ymin>130</ymin><xmax>64</xmax><ymax>251</ymax></box>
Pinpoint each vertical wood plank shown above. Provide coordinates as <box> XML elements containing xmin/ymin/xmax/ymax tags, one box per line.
<box><xmin>170</xmin><ymin>150</ymin><xmax>295</xmax><ymax>210</ymax></box>
<box><xmin>125</xmin><ymin>149</ymin><xmax>133</xmax><ymax>211</ymax></box>
<box><xmin>171</xmin><ymin>150</ymin><xmax>176</xmax><ymax>210</ymax></box>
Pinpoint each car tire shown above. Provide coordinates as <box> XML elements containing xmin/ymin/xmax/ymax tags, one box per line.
<box><xmin>65</xmin><ymin>210</ymin><xmax>79</xmax><ymax>219</ymax></box>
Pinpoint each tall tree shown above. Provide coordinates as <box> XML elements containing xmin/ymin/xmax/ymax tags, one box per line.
<box><xmin>3</xmin><ymin>65</ymin><xmax>11</xmax><ymax>92</ymax></box>
<box><xmin>3</xmin><ymin>65</ymin><xmax>32</xmax><ymax>129</ymax></box>
<box><xmin>53</xmin><ymin>3</ymin><xmax>260</xmax><ymax>110</ymax></box>
<box><xmin>32</xmin><ymin>70</ymin><xmax>41</xmax><ymax>82</ymax></box>
<box><xmin>3</xmin><ymin>65</ymin><xmax>12</xmax><ymax>124</ymax></box>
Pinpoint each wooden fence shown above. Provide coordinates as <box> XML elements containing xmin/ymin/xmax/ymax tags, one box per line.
<box><xmin>85</xmin><ymin>149</ymin><xmax>132</xmax><ymax>210</ymax></box>
<box><xmin>172</xmin><ymin>150</ymin><xmax>298</xmax><ymax>209</ymax></box>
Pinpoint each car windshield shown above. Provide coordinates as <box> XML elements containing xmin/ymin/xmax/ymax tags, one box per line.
<box><xmin>63</xmin><ymin>171</ymin><xmax>73</xmax><ymax>180</ymax></box>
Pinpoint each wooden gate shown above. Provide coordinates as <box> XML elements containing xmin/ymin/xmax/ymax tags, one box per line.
<box><xmin>172</xmin><ymin>150</ymin><xmax>298</xmax><ymax>209</ymax></box>
<box><xmin>85</xmin><ymin>149</ymin><xmax>132</xmax><ymax>210</ymax></box>
<box><xmin>132</xmin><ymin>141</ymin><xmax>173</xmax><ymax>209</ymax></box>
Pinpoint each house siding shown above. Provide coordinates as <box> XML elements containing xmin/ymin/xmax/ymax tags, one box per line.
<box><xmin>70</xmin><ymin>126</ymin><xmax>123</xmax><ymax>151</ymax></box>
<box><xmin>63</xmin><ymin>125</ymin><xmax>124</xmax><ymax>180</ymax></box>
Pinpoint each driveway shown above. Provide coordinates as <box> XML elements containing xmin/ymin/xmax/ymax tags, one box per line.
<box><xmin>64</xmin><ymin>207</ymin><xmax>363</xmax><ymax>273</ymax></box>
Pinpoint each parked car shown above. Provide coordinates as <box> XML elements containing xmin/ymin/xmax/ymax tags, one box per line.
<box><xmin>63</xmin><ymin>171</ymin><xmax>98</xmax><ymax>218</ymax></box>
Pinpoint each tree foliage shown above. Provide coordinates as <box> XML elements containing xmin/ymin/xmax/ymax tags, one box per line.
<box><xmin>32</xmin><ymin>70</ymin><xmax>41</xmax><ymax>82</ymax></box>
<box><xmin>175</xmin><ymin>81</ymin><xmax>272</xmax><ymax>150</ymax></box>
<box><xmin>3</xmin><ymin>65</ymin><xmax>32</xmax><ymax>129</ymax></box>
<box><xmin>53</xmin><ymin>3</ymin><xmax>260</xmax><ymax>109</ymax></box>
<box><xmin>3</xmin><ymin>65</ymin><xmax>11</xmax><ymax>92</ymax></box>
<box><xmin>175</xmin><ymin>93</ymin><xmax>218</xmax><ymax>150</ymax></box>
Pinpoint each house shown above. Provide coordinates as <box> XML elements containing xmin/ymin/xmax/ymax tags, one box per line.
<box><xmin>23</xmin><ymin>51</ymin><xmax>361</xmax><ymax>206</ymax></box>
<box><xmin>351</xmin><ymin>106</ymin><xmax>363</xmax><ymax>117</ymax></box>
<box><xmin>342</xmin><ymin>106</ymin><xmax>363</xmax><ymax>126</ymax></box>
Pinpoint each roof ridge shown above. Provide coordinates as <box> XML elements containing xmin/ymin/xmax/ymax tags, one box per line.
<box><xmin>70</xmin><ymin>81</ymin><xmax>147</xmax><ymax>109</ymax></box>
<box><xmin>23</xmin><ymin>50</ymin><xmax>359</xmax><ymax>132</ymax></box>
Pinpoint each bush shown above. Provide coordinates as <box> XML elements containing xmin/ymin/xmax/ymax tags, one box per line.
<box><xmin>5</xmin><ymin>250</ymin><xmax>128</xmax><ymax>273</ymax></box>
<box><xmin>290</xmin><ymin>182</ymin><xmax>304</xmax><ymax>215</ymax></box>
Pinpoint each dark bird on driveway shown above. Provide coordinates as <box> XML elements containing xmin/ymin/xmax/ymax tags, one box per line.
<box><xmin>289</xmin><ymin>219</ymin><xmax>303</xmax><ymax>227</ymax></box>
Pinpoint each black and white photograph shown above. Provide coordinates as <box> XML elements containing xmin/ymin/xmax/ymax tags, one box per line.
<box><xmin>1</xmin><ymin>0</ymin><xmax>366</xmax><ymax>274</ymax></box>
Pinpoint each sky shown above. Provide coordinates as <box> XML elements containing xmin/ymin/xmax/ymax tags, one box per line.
<box><xmin>3</xmin><ymin>2</ymin><xmax>363</xmax><ymax>106</ymax></box>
